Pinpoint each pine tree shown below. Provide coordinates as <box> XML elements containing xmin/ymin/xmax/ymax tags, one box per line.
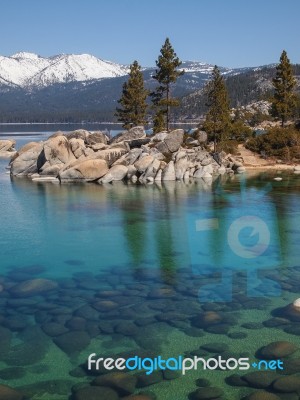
<box><xmin>272</xmin><ymin>50</ymin><xmax>297</xmax><ymax>127</ymax></box>
<box><xmin>151</xmin><ymin>38</ymin><xmax>184</xmax><ymax>132</ymax></box>
<box><xmin>115</xmin><ymin>60</ymin><xmax>149</xmax><ymax>129</ymax></box>
<box><xmin>204</xmin><ymin>66</ymin><xmax>231</xmax><ymax>152</ymax></box>
<box><xmin>153</xmin><ymin>111</ymin><xmax>165</xmax><ymax>134</ymax></box>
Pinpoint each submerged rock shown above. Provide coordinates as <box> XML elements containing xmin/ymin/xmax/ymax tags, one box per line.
<box><xmin>0</xmin><ymin>367</ymin><xmax>26</xmax><ymax>380</ymax></box>
<box><xmin>0</xmin><ymin>384</ymin><xmax>23</xmax><ymax>400</ymax></box>
<box><xmin>10</xmin><ymin>278</ymin><xmax>58</xmax><ymax>297</ymax></box>
<box><xmin>0</xmin><ymin>327</ymin><xmax>12</xmax><ymax>355</ymax></box>
<box><xmin>122</xmin><ymin>395</ymin><xmax>155</xmax><ymax>400</ymax></box>
<box><xmin>272</xmin><ymin>375</ymin><xmax>300</xmax><ymax>392</ymax></box>
<box><xmin>200</xmin><ymin>342</ymin><xmax>229</xmax><ymax>353</ymax></box>
<box><xmin>73</xmin><ymin>386</ymin><xmax>120</xmax><ymax>400</ymax></box>
<box><xmin>189</xmin><ymin>386</ymin><xmax>223</xmax><ymax>399</ymax></box>
<box><xmin>257</xmin><ymin>341</ymin><xmax>298</xmax><ymax>359</ymax></box>
<box><xmin>53</xmin><ymin>331</ymin><xmax>90</xmax><ymax>355</ymax></box>
<box><xmin>242</xmin><ymin>371</ymin><xmax>278</xmax><ymax>388</ymax></box>
<box><xmin>92</xmin><ymin>372</ymin><xmax>137</xmax><ymax>396</ymax></box>
<box><xmin>280</xmin><ymin>303</ymin><xmax>300</xmax><ymax>322</ymax></box>
<box><xmin>137</xmin><ymin>371</ymin><xmax>163</xmax><ymax>388</ymax></box>
<box><xmin>245</xmin><ymin>392</ymin><xmax>281</xmax><ymax>400</ymax></box>
<box><xmin>293</xmin><ymin>298</ymin><xmax>300</xmax><ymax>310</ymax></box>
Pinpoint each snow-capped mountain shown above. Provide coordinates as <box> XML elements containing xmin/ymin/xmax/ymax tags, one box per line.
<box><xmin>0</xmin><ymin>52</ymin><xmax>261</xmax><ymax>91</ymax></box>
<box><xmin>0</xmin><ymin>52</ymin><xmax>129</xmax><ymax>88</ymax></box>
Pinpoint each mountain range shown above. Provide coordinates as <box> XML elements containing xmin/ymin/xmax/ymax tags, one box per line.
<box><xmin>0</xmin><ymin>52</ymin><xmax>298</xmax><ymax>123</ymax></box>
<box><xmin>0</xmin><ymin>52</ymin><xmax>129</xmax><ymax>88</ymax></box>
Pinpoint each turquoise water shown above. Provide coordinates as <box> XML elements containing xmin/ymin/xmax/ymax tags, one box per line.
<box><xmin>1</xmin><ymin>134</ymin><xmax>300</xmax><ymax>400</ymax></box>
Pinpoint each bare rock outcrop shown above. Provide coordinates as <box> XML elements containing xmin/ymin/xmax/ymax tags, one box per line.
<box><xmin>8</xmin><ymin>127</ymin><xmax>241</xmax><ymax>183</ymax></box>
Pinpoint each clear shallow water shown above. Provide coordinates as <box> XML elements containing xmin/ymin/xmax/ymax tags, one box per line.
<box><xmin>1</xmin><ymin>135</ymin><xmax>300</xmax><ymax>399</ymax></box>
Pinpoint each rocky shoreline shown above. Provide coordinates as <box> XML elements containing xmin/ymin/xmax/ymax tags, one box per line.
<box><xmin>2</xmin><ymin>127</ymin><xmax>300</xmax><ymax>183</ymax></box>
<box><xmin>1</xmin><ymin>127</ymin><xmax>247</xmax><ymax>184</ymax></box>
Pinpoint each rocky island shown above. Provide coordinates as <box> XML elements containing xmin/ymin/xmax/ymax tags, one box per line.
<box><xmin>2</xmin><ymin>127</ymin><xmax>247</xmax><ymax>184</ymax></box>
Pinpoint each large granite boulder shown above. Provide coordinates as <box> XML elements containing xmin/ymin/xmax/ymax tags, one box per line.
<box><xmin>151</xmin><ymin>131</ymin><xmax>168</xmax><ymax>142</ymax></box>
<box><xmin>0</xmin><ymin>139</ymin><xmax>16</xmax><ymax>152</ymax></box>
<box><xmin>127</xmin><ymin>138</ymin><xmax>150</xmax><ymax>149</ymax></box>
<box><xmin>155</xmin><ymin>129</ymin><xmax>184</xmax><ymax>154</ymax></box>
<box><xmin>114</xmin><ymin>148</ymin><xmax>142</xmax><ymax>166</ymax></box>
<box><xmin>143</xmin><ymin>159</ymin><xmax>161</xmax><ymax>179</ymax></box>
<box><xmin>92</xmin><ymin>148</ymin><xmax>128</xmax><ymax>166</ymax></box>
<box><xmin>162</xmin><ymin>161</ymin><xmax>176</xmax><ymax>181</ymax></box>
<box><xmin>134</xmin><ymin>155</ymin><xmax>154</xmax><ymax>173</ymax></box>
<box><xmin>39</xmin><ymin>165</ymin><xmax>62</xmax><ymax>177</ymax></box>
<box><xmin>194</xmin><ymin>167</ymin><xmax>205</xmax><ymax>178</ymax></box>
<box><xmin>43</xmin><ymin>135</ymin><xmax>75</xmax><ymax>166</ymax></box>
<box><xmin>149</xmin><ymin>148</ymin><xmax>166</xmax><ymax>161</ymax></box>
<box><xmin>175</xmin><ymin>157</ymin><xmax>189</xmax><ymax>180</ymax></box>
<box><xmin>127</xmin><ymin>165</ymin><xmax>137</xmax><ymax>179</ymax></box>
<box><xmin>155</xmin><ymin>141</ymin><xmax>169</xmax><ymax>154</ymax></box>
<box><xmin>155</xmin><ymin>169</ymin><xmax>162</xmax><ymax>181</ymax></box>
<box><xmin>63</xmin><ymin>129</ymin><xmax>90</xmax><ymax>141</ymax></box>
<box><xmin>175</xmin><ymin>152</ymin><xmax>189</xmax><ymax>180</ymax></box>
<box><xmin>98</xmin><ymin>165</ymin><xmax>128</xmax><ymax>184</ymax></box>
<box><xmin>10</xmin><ymin>143</ymin><xmax>44</xmax><ymax>176</ymax></box>
<box><xmin>59</xmin><ymin>159</ymin><xmax>109</xmax><ymax>182</ymax></box>
<box><xmin>12</xmin><ymin>142</ymin><xmax>38</xmax><ymax>159</ymax></box>
<box><xmin>69</xmin><ymin>138</ymin><xmax>87</xmax><ymax>159</ymax></box>
<box><xmin>110</xmin><ymin>126</ymin><xmax>146</xmax><ymax>144</ymax></box>
<box><xmin>85</xmin><ymin>131</ymin><xmax>108</xmax><ymax>145</ymax></box>
<box><xmin>195</xmin><ymin>130</ymin><xmax>208</xmax><ymax>143</ymax></box>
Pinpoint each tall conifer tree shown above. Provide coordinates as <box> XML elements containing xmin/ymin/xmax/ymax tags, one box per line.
<box><xmin>272</xmin><ymin>50</ymin><xmax>297</xmax><ymax>127</ymax></box>
<box><xmin>204</xmin><ymin>66</ymin><xmax>231</xmax><ymax>152</ymax></box>
<box><xmin>151</xmin><ymin>38</ymin><xmax>184</xmax><ymax>132</ymax></box>
<box><xmin>115</xmin><ymin>60</ymin><xmax>148</xmax><ymax>129</ymax></box>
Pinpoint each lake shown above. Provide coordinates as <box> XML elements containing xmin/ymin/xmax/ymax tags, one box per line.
<box><xmin>0</xmin><ymin>130</ymin><xmax>300</xmax><ymax>399</ymax></box>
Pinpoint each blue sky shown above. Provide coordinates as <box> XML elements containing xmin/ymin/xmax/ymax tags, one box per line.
<box><xmin>1</xmin><ymin>0</ymin><xmax>299</xmax><ymax>67</ymax></box>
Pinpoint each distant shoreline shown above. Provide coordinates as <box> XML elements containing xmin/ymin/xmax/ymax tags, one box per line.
<box><xmin>246</xmin><ymin>165</ymin><xmax>296</xmax><ymax>171</ymax></box>
<box><xmin>0</xmin><ymin>122</ymin><xmax>199</xmax><ymax>126</ymax></box>
<box><xmin>0</xmin><ymin>122</ymin><xmax>122</xmax><ymax>126</ymax></box>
